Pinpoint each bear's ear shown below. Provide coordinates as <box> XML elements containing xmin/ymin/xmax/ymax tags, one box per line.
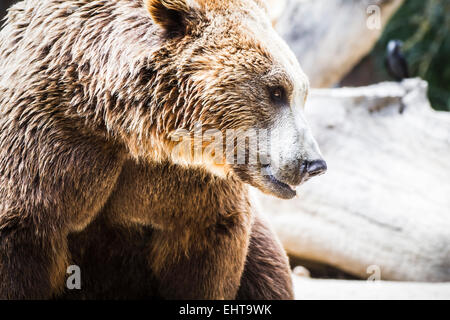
<box><xmin>144</xmin><ymin>0</ymin><xmax>192</xmax><ymax>37</ymax></box>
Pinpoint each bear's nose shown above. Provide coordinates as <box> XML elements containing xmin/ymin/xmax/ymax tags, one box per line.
<box><xmin>306</xmin><ymin>159</ymin><xmax>327</xmax><ymax>177</ymax></box>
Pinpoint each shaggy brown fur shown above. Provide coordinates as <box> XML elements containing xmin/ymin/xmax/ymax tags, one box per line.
<box><xmin>61</xmin><ymin>161</ymin><xmax>292</xmax><ymax>299</ymax></box>
<box><xmin>0</xmin><ymin>0</ymin><xmax>309</xmax><ymax>299</ymax></box>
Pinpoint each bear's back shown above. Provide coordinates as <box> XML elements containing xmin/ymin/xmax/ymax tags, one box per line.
<box><xmin>0</xmin><ymin>0</ymin><xmax>157</xmax><ymax>91</ymax></box>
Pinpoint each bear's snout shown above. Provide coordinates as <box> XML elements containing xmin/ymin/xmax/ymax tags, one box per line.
<box><xmin>273</xmin><ymin>158</ymin><xmax>327</xmax><ymax>187</ymax></box>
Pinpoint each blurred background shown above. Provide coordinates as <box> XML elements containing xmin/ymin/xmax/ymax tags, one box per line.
<box><xmin>0</xmin><ymin>1</ymin><xmax>15</xmax><ymax>22</ymax></box>
<box><xmin>1</xmin><ymin>0</ymin><xmax>449</xmax><ymax>299</ymax></box>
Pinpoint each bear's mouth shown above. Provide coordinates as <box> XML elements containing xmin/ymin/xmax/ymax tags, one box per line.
<box><xmin>260</xmin><ymin>165</ymin><xmax>298</xmax><ymax>200</ymax></box>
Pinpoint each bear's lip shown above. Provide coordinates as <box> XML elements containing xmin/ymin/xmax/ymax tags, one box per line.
<box><xmin>260</xmin><ymin>165</ymin><xmax>298</xmax><ymax>200</ymax></box>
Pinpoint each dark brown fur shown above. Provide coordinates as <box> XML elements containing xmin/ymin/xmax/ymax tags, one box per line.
<box><xmin>0</xmin><ymin>0</ymin><xmax>295</xmax><ymax>299</ymax></box>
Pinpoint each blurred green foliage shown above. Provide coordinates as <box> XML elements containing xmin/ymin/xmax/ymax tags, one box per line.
<box><xmin>372</xmin><ymin>0</ymin><xmax>450</xmax><ymax>111</ymax></box>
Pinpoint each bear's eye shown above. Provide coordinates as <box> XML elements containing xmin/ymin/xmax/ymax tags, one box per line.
<box><xmin>268</xmin><ymin>86</ymin><xmax>287</xmax><ymax>105</ymax></box>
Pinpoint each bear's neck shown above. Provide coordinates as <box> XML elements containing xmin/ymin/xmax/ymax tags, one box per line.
<box><xmin>144</xmin><ymin>160</ymin><xmax>252</xmax><ymax>228</ymax></box>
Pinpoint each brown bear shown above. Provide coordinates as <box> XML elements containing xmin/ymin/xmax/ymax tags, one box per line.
<box><xmin>0</xmin><ymin>0</ymin><xmax>326</xmax><ymax>299</ymax></box>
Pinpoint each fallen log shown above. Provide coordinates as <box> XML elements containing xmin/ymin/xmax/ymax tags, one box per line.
<box><xmin>251</xmin><ymin>79</ymin><xmax>450</xmax><ymax>282</ymax></box>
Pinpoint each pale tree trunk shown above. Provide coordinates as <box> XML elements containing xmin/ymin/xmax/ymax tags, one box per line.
<box><xmin>0</xmin><ymin>0</ymin><xmax>18</xmax><ymax>20</ymax></box>
<box><xmin>251</xmin><ymin>79</ymin><xmax>450</xmax><ymax>282</ymax></box>
<box><xmin>271</xmin><ymin>0</ymin><xmax>404</xmax><ymax>87</ymax></box>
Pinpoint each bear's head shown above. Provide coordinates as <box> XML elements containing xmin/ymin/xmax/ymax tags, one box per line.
<box><xmin>121</xmin><ymin>0</ymin><xmax>326</xmax><ymax>199</ymax></box>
